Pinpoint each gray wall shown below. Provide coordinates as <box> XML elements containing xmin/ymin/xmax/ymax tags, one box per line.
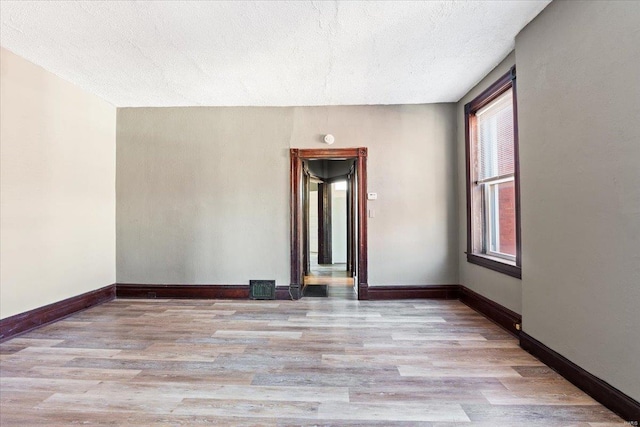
<box><xmin>331</xmin><ymin>184</ymin><xmax>347</xmax><ymax>264</ymax></box>
<box><xmin>309</xmin><ymin>189</ymin><xmax>319</xmax><ymax>254</ymax></box>
<box><xmin>291</xmin><ymin>105</ymin><xmax>459</xmax><ymax>285</ymax></box>
<box><xmin>516</xmin><ymin>0</ymin><xmax>640</xmax><ymax>400</ymax></box>
<box><xmin>456</xmin><ymin>52</ymin><xmax>522</xmax><ymax>314</ymax></box>
<box><xmin>117</xmin><ymin>104</ymin><xmax>458</xmax><ymax>286</ymax></box>
<box><xmin>116</xmin><ymin>108</ymin><xmax>292</xmax><ymax>285</ymax></box>
<box><xmin>1</xmin><ymin>48</ymin><xmax>116</xmax><ymax>319</ymax></box>
<box><xmin>456</xmin><ymin>0</ymin><xmax>640</xmax><ymax>400</ymax></box>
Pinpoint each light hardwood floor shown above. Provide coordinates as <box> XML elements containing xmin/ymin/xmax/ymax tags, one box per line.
<box><xmin>0</xmin><ymin>298</ymin><xmax>625</xmax><ymax>426</ymax></box>
<box><xmin>305</xmin><ymin>260</ymin><xmax>355</xmax><ymax>286</ymax></box>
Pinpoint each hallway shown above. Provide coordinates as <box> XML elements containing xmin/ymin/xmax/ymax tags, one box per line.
<box><xmin>304</xmin><ymin>252</ymin><xmax>356</xmax><ymax>299</ymax></box>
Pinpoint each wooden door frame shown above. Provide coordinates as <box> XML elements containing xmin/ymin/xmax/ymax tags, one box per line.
<box><xmin>290</xmin><ymin>148</ymin><xmax>368</xmax><ymax>300</ymax></box>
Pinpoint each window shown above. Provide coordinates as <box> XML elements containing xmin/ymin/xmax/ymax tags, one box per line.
<box><xmin>464</xmin><ymin>66</ymin><xmax>521</xmax><ymax>278</ymax></box>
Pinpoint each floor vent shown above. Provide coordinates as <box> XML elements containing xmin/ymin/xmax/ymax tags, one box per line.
<box><xmin>249</xmin><ymin>280</ymin><xmax>276</xmax><ymax>300</ymax></box>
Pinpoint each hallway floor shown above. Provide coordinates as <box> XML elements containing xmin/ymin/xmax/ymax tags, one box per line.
<box><xmin>305</xmin><ymin>252</ymin><xmax>355</xmax><ymax>287</ymax></box>
<box><xmin>0</xmin><ymin>298</ymin><xmax>623</xmax><ymax>426</ymax></box>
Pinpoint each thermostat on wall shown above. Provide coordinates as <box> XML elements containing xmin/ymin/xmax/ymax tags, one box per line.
<box><xmin>367</xmin><ymin>193</ymin><xmax>377</xmax><ymax>200</ymax></box>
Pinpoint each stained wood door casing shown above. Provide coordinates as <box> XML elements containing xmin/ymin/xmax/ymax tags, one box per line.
<box><xmin>290</xmin><ymin>148</ymin><xmax>368</xmax><ymax>300</ymax></box>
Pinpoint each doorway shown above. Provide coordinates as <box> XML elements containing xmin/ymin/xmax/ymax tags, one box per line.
<box><xmin>290</xmin><ymin>148</ymin><xmax>368</xmax><ymax>300</ymax></box>
<box><xmin>305</xmin><ymin>162</ymin><xmax>353</xmax><ymax>298</ymax></box>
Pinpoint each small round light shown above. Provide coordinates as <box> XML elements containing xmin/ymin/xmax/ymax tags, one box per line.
<box><xmin>324</xmin><ymin>134</ymin><xmax>335</xmax><ymax>145</ymax></box>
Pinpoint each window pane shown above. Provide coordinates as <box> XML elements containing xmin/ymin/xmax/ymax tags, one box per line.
<box><xmin>487</xmin><ymin>180</ymin><xmax>516</xmax><ymax>257</ymax></box>
<box><xmin>477</xmin><ymin>89</ymin><xmax>514</xmax><ymax>180</ymax></box>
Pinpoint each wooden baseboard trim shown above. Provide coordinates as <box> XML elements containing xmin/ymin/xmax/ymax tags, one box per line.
<box><xmin>520</xmin><ymin>332</ymin><xmax>640</xmax><ymax>422</ymax></box>
<box><xmin>368</xmin><ymin>284</ymin><xmax>522</xmax><ymax>337</ymax></box>
<box><xmin>276</xmin><ymin>287</ymin><xmax>292</xmax><ymax>300</ymax></box>
<box><xmin>458</xmin><ymin>285</ymin><xmax>522</xmax><ymax>337</ymax></box>
<box><xmin>117</xmin><ymin>284</ymin><xmax>293</xmax><ymax>300</ymax></box>
<box><xmin>116</xmin><ymin>284</ymin><xmax>250</xmax><ymax>299</ymax></box>
<box><xmin>367</xmin><ymin>285</ymin><xmax>459</xmax><ymax>300</ymax></box>
<box><xmin>0</xmin><ymin>284</ymin><xmax>115</xmax><ymax>343</ymax></box>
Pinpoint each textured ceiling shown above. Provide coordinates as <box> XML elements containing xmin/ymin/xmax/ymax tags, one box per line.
<box><xmin>0</xmin><ymin>1</ymin><xmax>549</xmax><ymax>107</ymax></box>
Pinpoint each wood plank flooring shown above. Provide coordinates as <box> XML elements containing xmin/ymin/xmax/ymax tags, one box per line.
<box><xmin>0</xmin><ymin>298</ymin><xmax>625</xmax><ymax>426</ymax></box>
<box><xmin>304</xmin><ymin>276</ymin><xmax>355</xmax><ymax>286</ymax></box>
<box><xmin>304</xmin><ymin>262</ymin><xmax>355</xmax><ymax>286</ymax></box>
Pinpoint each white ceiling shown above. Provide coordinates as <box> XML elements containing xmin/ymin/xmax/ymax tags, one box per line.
<box><xmin>0</xmin><ymin>1</ymin><xmax>549</xmax><ymax>107</ymax></box>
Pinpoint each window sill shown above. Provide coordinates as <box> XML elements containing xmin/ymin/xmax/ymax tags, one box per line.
<box><xmin>467</xmin><ymin>253</ymin><xmax>521</xmax><ymax>279</ymax></box>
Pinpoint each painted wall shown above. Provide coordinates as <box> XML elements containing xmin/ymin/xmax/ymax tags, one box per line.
<box><xmin>331</xmin><ymin>184</ymin><xmax>347</xmax><ymax>264</ymax></box>
<box><xmin>516</xmin><ymin>0</ymin><xmax>640</xmax><ymax>400</ymax></box>
<box><xmin>291</xmin><ymin>105</ymin><xmax>458</xmax><ymax>286</ymax></box>
<box><xmin>309</xmin><ymin>188</ymin><xmax>319</xmax><ymax>254</ymax></box>
<box><xmin>116</xmin><ymin>107</ymin><xmax>292</xmax><ymax>285</ymax></box>
<box><xmin>117</xmin><ymin>104</ymin><xmax>458</xmax><ymax>286</ymax></box>
<box><xmin>456</xmin><ymin>52</ymin><xmax>522</xmax><ymax>314</ymax></box>
<box><xmin>0</xmin><ymin>48</ymin><xmax>116</xmax><ymax>319</ymax></box>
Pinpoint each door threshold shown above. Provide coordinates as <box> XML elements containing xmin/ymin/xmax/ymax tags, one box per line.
<box><xmin>304</xmin><ymin>276</ymin><xmax>355</xmax><ymax>286</ymax></box>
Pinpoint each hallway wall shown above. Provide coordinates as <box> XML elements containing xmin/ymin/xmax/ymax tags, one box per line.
<box><xmin>331</xmin><ymin>183</ymin><xmax>347</xmax><ymax>264</ymax></box>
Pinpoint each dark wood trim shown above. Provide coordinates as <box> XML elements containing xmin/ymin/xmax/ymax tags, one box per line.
<box><xmin>0</xmin><ymin>284</ymin><xmax>115</xmax><ymax>343</ymax></box>
<box><xmin>464</xmin><ymin>65</ymin><xmax>522</xmax><ymax>278</ymax></box>
<box><xmin>520</xmin><ymin>332</ymin><xmax>640</xmax><ymax>422</ymax></box>
<box><xmin>356</xmin><ymin>148</ymin><xmax>368</xmax><ymax>300</ymax></box>
<box><xmin>466</xmin><ymin>253</ymin><xmax>522</xmax><ymax>279</ymax></box>
<box><xmin>275</xmin><ymin>286</ymin><xmax>293</xmax><ymax>300</ymax></box>
<box><xmin>290</xmin><ymin>148</ymin><xmax>368</xmax><ymax>300</ymax></box>
<box><xmin>346</xmin><ymin>173</ymin><xmax>353</xmax><ymax>274</ymax></box>
<box><xmin>511</xmin><ymin>71</ymin><xmax>523</xmax><ymax>267</ymax></box>
<box><xmin>368</xmin><ymin>285</ymin><xmax>459</xmax><ymax>300</ymax></box>
<box><xmin>296</xmin><ymin>148</ymin><xmax>363</xmax><ymax>159</ymax></box>
<box><xmin>116</xmin><ymin>284</ymin><xmax>250</xmax><ymax>299</ymax></box>
<box><xmin>288</xmin><ymin>284</ymin><xmax>302</xmax><ymax>300</ymax></box>
<box><xmin>466</xmin><ymin>66</ymin><xmax>515</xmax><ymax>112</ymax></box>
<box><xmin>290</xmin><ymin>149</ymin><xmax>303</xmax><ymax>299</ymax></box>
<box><xmin>303</xmin><ymin>171</ymin><xmax>310</xmax><ymax>275</ymax></box>
<box><xmin>459</xmin><ymin>285</ymin><xmax>521</xmax><ymax>337</ymax></box>
<box><xmin>348</xmin><ymin>173</ymin><xmax>356</xmax><ymax>276</ymax></box>
<box><xmin>464</xmin><ymin>98</ymin><xmax>473</xmax><ymax>271</ymax></box>
<box><xmin>367</xmin><ymin>284</ymin><xmax>522</xmax><ymax>338</ymax></box>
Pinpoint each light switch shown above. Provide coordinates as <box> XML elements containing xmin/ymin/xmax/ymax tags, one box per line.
<box><xmin>369</xmin><ymin>209</ymin><xmax>375</xmax><ymax>218</ymax></box>
<box><xmin>367</xmin><ymin>192</ymin><xmax>377</xmax><ymax>200</ymax></box>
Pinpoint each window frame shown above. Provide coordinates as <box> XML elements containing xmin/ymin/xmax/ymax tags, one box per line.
<box><xmin>464</xmin><ymin>66</ymin><xmax>521</xmax><ymax>279</ymax></box>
